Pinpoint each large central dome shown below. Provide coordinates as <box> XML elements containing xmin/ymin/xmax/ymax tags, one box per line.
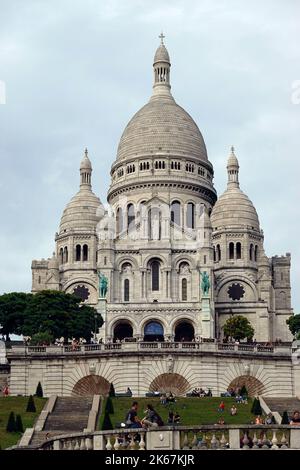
<box><xmin>116</xmin><ymin>39</ymin><xmax>209</xmax><ymax>164</ymax></box>
<box><xmin>116</xmin><ymin>95</ymin><xmax>208</xmax><ymax>162</ymax></box>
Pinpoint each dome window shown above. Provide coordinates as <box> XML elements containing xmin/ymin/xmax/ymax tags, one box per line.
<box><xmin>59</xmin><ymin>247</ymin><xmax>64</xmax><ymax>264</ymax></box>
<box><xmin>249</xmin><ymin>244</ymin><xmax>254</xmax><ymax>261</ymax></box>
<box><xmin>229</xmin><ymin>242</ymin><xmax>235</xmax><ymax>260</ymax></box>
<box><xmin>171</xmin><ymin>201</ymin><xmax>181</xmax><ymax>226</ymax></box>
<box><xmin>75</xmin><ymin>244</ymin><xmax>81</xmax><ymax>262</ymax></box>
<box><xmin>186</xmin><ymin>202</ymin><xmax>195</xmax><ymax>229</ymax></box>
<box><xmin>254</xmin><ymin>245</ymin><xmax>259</xmax><ymax>262</ymax></box>
<box><xmin>83</xmin><ymin>244</ymin><xmax>88</xmax><ymax>262</ymax></box>
<box><xmin>127</xmin><ymin>204</ymin><xmax>135</xmax><ymax>232</ymax></box>
<box><xmin>236</xmin><ymin>242</ymin><xmax>242</xmax><ymax>260</ymax></box>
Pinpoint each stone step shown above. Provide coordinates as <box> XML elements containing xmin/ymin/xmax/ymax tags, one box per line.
<box><xmin>30</xmin><ymin>431</ymin><xmax>66</xmax><ymax>447</ymax></box>
<box><xmin>42</xmin><ymin>396</ymin><xmax>92</xmax><ymax>433</ymax></box>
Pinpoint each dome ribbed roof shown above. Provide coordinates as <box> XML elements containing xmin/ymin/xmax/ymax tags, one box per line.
<box><xmin>211</xmin><ymin>187</ymin><xmax>260</xmax><ymax>231</ymax></box>
<box><xmin>116</xmin><ymin>95</ymin><xmax>208</xmax><ymax>162</ymax></box>
<box><xmin>154</xmin><ymin>44</ymin><xmax>170</xmax><ymax>63</ymax></box>
<box><xmin>211</xmin><ymin>148</ymin><xmax>260</xmax><ymax>231</ymax></box>
<box><xmin>59</xmin><ymin>189</ymin><xmax>102</xmax><ymax>233</ymax></box>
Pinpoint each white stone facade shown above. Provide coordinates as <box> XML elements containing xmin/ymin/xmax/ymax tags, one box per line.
<box><xmin>31</xmin><ymin>38</ymin><xmax>293</xmax><ymax>345</ymax></box>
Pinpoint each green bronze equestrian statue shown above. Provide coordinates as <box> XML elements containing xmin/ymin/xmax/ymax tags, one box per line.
<box><xmin>200</xmin><ymin>271</ymin><xmax>210</xmax><ymax>295</ymax></box>
<box><xmin>98</xmin><ymin>272</ymin><xmax>108</xmax><ymax>298</ymax></box>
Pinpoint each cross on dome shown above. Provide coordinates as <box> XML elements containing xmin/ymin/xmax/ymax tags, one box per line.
<box><xmin>159</xmin><ymin>32</ymin><xmax>165</xmax><ymax>44</ymax></box>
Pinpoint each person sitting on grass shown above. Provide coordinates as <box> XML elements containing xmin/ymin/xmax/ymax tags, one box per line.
<box><xmin>290</xmin><ymin>410</ymin><xmax>300</xmax><ymax>425</ymax></box>
<box><xmin>255</xmin><ymin>415</ymin><xmax>263</xmax><ymax>424</ymax></box>
<box><xmin>216</xmin><ymin>417</ymin><xmax>225</xmax><ymax>425</ymax></box>
<box><xmin>141</xmin><ymin>404</ymin><xmax>164</xmax><ymax>428</ymax></box>
<box><xmin>167</xmin><ymin>411</ymin><xmax>174</xmax><ymax>424</ymax></box>
<box><xmin>218</xmin><ymin>401</ymin><xmax>225</xmax><ymax>412</ymax></box>
<box><xmin>230</xmin><ymin>405</ymin><xmax>237</xmax><ymax>416</ymax></box>
<box><xmin>125</xmin><ymin>401</ymin><xmax>140</xmax><ymax>429</ymax></box>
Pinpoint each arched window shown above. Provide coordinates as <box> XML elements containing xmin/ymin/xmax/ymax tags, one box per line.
<box><xmin>127</xmin><ymin>204</ymin><xmax>135</xmax><ymax>232</ymax></box>
<box><xmin>249</xmin><ymin>244</ymin><xmax>254</xmax><ymax>261</ymax></box>
<box><xmin>213</xmin><ymin>246</ymin><xmax>216</xmax><ymax>262</ymax></box>
<box><xmin>148</xmin><ymin>208</ymin><xmax>161</xmax><ymax>240</ymax></box>
<box><xmin>124</xmin><ymin>279</ymin><xmax>130</xmax><ymax>302</ymax></box>
<box><xmin>59</xmin><ymin>247</ymin><xmax>64</xmax><ymax>264</ymax></box>
<box><xmin>254</xmin><ymin>245</ymin><xmax>258</xmax><ymax>262</ymax></box>
<box><xmin>171</xmin><ymin>201</ymin><xmax>181</xmax><ymax>226</ymax></box>
<box><xmin>151</xmin><ymin>260</ymin><xmax>160</xmax><ymax>291</ymax></box>
<box><xmin>236</xmin><ymin>242</ymin><xmax>242</xmax><ymax>260</ymax></box>
<box><xmin>229</xmin><ymin>242</ymin><xmax>234</xmax><ymax>260</ymax></box>
<box><xmin>75</xmin><ymin>244</ymin><xmax>81</xmax><ymax>262</ymax></box>
<box><xmin>186</xmin><ymin>202</ymin><xmax>195</xmax><ymax>229</ymax></box>
<box><xmin>217</xmin><ymin>244</ymin><xmax>221</xmax><ymax>262</ymax></box>
<box><xmin>144</xmin><ymin>321</ymin><xmax>164</xmax><ymax>341</ymax></box>
<box><xmin>64</xmin><ymin>246</ymin><xmax>68</xmax><ymax>263</ymax></box>
<box><xmin>83</xmin><ymin>244</ymin><xmax>88</xmax><ymax>261</ymax></box>
<box><xmin>116</xmin><ymin>207</ymin><xmax>123</xmax><ymax>235</ymax></box>
<box><xmin>182</xmin><ymin>278</ymin><xmax>188</xmax><ymax>301</ymax></box>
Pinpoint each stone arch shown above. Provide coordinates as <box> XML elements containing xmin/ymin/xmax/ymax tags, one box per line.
<box><xmin>149</xmin><ymin>373</ymin><xmax>190</xmax><ymax>396</ymax></box>
<box><xmin>112</xmin><ymin>319</ymin><xmax>134</xmax><ymax>341</ymax></box>
<box><xmin>227</xmin><ymin>375</ymin><xmax>265</xmax><ymax>396</ymax></box>
<box><xmin>143</xmin><ymin>253</ymin><xmax>168</xmax><ymax>269</ymax></box>
<box><xmin>173</xmin><ymin>255</ymin><xmax>196</xmax><ymax>271</ymax></box>
<box><xmin>216</xmin><ymin>275</ymin><xmax>258</xmax><ymax>303</ymax></box>
<box><xmin>72</xmin><ymin>375</ymin><xmax>110</xmax><ymax>397</ymax></box>
<box><xmin>116</xmin><ymin>255</ymin><xmax>139</xmax><ymax>271</ymax></box>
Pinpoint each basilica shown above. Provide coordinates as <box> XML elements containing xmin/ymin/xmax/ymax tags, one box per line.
<box><xmin>31</xmin><ymin>37</ymin><xmax>293</xmax><ymax>344</ymax></box>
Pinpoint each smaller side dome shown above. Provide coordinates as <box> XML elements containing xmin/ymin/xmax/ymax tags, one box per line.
<box><xmin>59</xmin><ymin>150</ymin><xmax>103</xmax><ymax>233</ymax></box>
<box><xmin>211</xmin><ymin>147</ymin><xmax>260</xmax><ymax>231</ymax></box>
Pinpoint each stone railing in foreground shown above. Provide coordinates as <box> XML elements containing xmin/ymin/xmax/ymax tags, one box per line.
<box><xmin>7</xmin><ymin>342</ymin><xmax>291</xmax><ymax>357</ymax></box>
<box><xmin>15</xmin><ymin>425</ymin><xmax>300</xmax><ymax>450</ymax></box>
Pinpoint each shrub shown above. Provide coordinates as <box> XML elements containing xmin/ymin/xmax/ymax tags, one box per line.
<box><xmin>15</xmin><ymin>414</ymin><xmax>24</xmax><ymax>433</ymax></box>
<box><xmin>30</xmin><ymin>331</ymin><xmax>53</xmax><ymax>346</ymax></box>
<box><xmin>251</xmin><ymin>397</ymin><xmax>258</xmax><ymax>414</ymax></box>
<box><xmin>252</xmin><ymin>398</ymin><xmax>262</xmax><ymax>416</ymax></box>
<box><xmin>109</xmin><ymin>382</ymin><xmax>115</xmax><ymax>397</ymax></box>
<box><xmin>6</xmin><ymin>411</ymin><xmax>16</xmax><ymax>432</ymax></box>
<box><xmin>102</xmin><ymin>412</ymin><xmax>113</xmax><ymax>430</ymax></box>
<box><xmin>35</xmin><ymin>381</ymin><xmax>43</xmax><ymax>398</ymax></box>
<box><xmin>26</xmin><ymin>395</ymin><xmax>36</xmax><ymax>412</ymax></box>
<box><xmin>105</xmin><ymin>397</ymin><xmax>114</xmax><ymax>414</ymax></box>
<box><xmin>281</xmin><ymin>410</ymin><xmax>290</xmax><ymax>424</ymax></box>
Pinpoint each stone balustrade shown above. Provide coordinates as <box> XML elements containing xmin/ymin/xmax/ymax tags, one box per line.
<box><xmin>14</xmin><ymin>425</ymin><xmax>300</xmax><ymax>451</ymax></box>
<box><xmin>7</xmin><ymin>342</ymin><xmax>291</xmax><ymax>358</ymax></box>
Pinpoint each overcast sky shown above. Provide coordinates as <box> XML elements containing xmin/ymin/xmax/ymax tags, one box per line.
<box><xmin>0</xmin><ymin>0</ymin><xmax>299</xmax><ymax>311</ymax></box>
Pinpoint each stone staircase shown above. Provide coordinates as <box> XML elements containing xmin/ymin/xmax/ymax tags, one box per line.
<box><xmin>264</xmin><ymin>397</ymin><xmax>300</xmax><ymax>417</ymax></box>
<box><xmin>30</xmin><ymin>396</ymin><xmax>93</xmax><ymax>446</ymax></box>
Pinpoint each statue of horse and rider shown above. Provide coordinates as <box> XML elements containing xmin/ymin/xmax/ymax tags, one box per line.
<box><xmin>98</xmin><ymin>272</ymin><xmax>108</xmax><ymax>298</ymax></box>
<box><xmin>200</xmin><ymin>271</ymin><xmax>210</xmax><ymax>295</ymax></box>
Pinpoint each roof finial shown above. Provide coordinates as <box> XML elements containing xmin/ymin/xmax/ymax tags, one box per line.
<box><xmin>231</xmin><ymin>145</ymin><xmax>235</xmax><ymax>153</ymax></box>
<box><xmin>85</xmin><ymin>147</ymin><xmax>88</xmax><ymax>158</ymax></box>
<box><xmin>159</xmin><ymin>31</ymin><xmax>165</xmax><ymax>45</ymax></box>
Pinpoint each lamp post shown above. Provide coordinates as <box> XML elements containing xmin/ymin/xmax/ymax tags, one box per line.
<box><xmin>94</xmin><ymin>312</ymin><xmax>98</xmax><ymax>343</ymax></box>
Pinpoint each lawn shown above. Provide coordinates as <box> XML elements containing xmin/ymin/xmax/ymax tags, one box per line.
<box><xmin>0</xmin><ymin>397</ymin><xmax>46</xmax><ymax>449</ymax></box>
<box><xmin>99</xmin><ymin>397</ymin><xmax>254</xmax><ymax>429</ymax></box>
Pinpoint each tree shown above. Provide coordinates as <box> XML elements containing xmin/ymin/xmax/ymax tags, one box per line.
<box><xmin>22</xmin><ymin>290</ymin><xmax>102</xmax><ymax>342</ymax></box>
<box><xmin>0</xmin><ymin>292</ymin><xmax>31</xmax><ymax>340</ymax></box>
<box><xmin>15</xmin><ymin>414</ymin><xmax>24</xmax><ymax>433</ymax></box>
<box><xmin>109</xmin><ymin>383</ymin><xmax>115</xmax><ymax>397</ymax></box>
<box><xmin>105</xmin><ymin>397</ymin><xmax>114</xmax><ymax>415</ymax></box>
<box><xmin>286</xmin><ymin>315</ymin><xmax>300</xmax><ymax>337</ymax></box>
<box><xmin>281</xmin><ymin>410</ymin><xmax>290</xmax><ymax>424</ymax></box>
<box><xmin>102</xmin><ymin>412</ymin><xmax>113</xmax><ymax>430</ymax></box>
<box><xmin>223</xmin><ymin>315</ymin><xmax>254</xmax><ymax>342</ymax></box>
<box><xmin>251</xmin><ymin>397</ymin><xmax>258</xmax><ymax>414</ymax></box>
<box><xmin>252</xmin><ymin>399</ymin><xmax>262</xmax><ymax>416</ymax></box>
<box><xmin>30</xmin><ymin>332</ymin><xmax>53</xmax><ymax>346</ymax></box>
<box><xmin>6</xmin><ymin>411</ymin><xmax>16</xmax><ymax>432</ymax></box>
<box><xmin>240</xmin><ymin>385</ymin><xmax>248</xmax><ymax>397</ymax></box>
<box><xmin>35</xmin><ymin>382</ymin><xmax>43</xmax><ymax>398</ymax></box>
<box><xmin>26</xmin><ymin>395</ymin><xmax>36</xmax><ymax>412</ymax></box>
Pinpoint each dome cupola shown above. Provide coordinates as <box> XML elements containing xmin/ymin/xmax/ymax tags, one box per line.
<box><xmin>59</xmin><ymin>149</ymin><xmax>103</xmax><ymax>234</ymax></box>
<box><xmin>211</xmin><ymin>147</ymin><xmax>260</xmax><ymax>232</ymax></box>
